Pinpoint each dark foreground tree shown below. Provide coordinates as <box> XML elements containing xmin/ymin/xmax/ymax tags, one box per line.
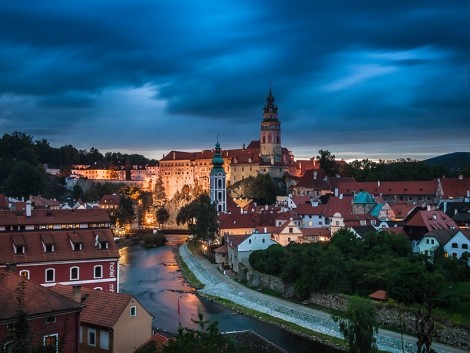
<box><xmin>163</xmin><ymin>311</ymin><xmax>240</xmax><ymax>353</ymax></box>
<box><xmin>332</xmin><ymin>297</ymin><xmax>378</xmax><ymax>353</ymax></box>
<box><xmin>176</xmin><ymin>194</ymin><xmax>218</xmax><ymax>243</ymax></box>
<box><xmin>156</xmin><ymin>207</ymin><xmax>170</xmax><ymax>228</ymax></box>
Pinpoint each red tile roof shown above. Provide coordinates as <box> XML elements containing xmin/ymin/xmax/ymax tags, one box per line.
<box><xmin>440</xmin><ymin>177</ymin><xmax>470</xmax><ymax>198</ymax></box>
<box><xmin>30</xmin><ymin>195</ymin><xmax>60</xmax><ymax>208</ymax></box>
<box><xmin>301</xmin><ymin>228</ymin><xmax>331</xmax><ymax>237</ymax></box>
<box><xmin>226</xmin><ymin>234</ymin><xmax>250</xmax><ymax>249</ymax></box>
<box><xmin>338</xmin><ymin>180</ymin><xmax>438</xmax><ymax>196</ymax></box>
<box><xmin>405</xmin><ymin>210</ymin><xmax>458</xmax><ymax>230</ymax></box>
<box><xmin>0</xmin><ymin>229</ymin><xmax>119</xmax><ymax>265</ymax></box>
<box><xmin>295</xmin><ymin>203</ymin><xmax>326</xmax><ymax>215</ymax></box>
<box><xmin>99</xmin><ymin>194</ymin><xmax>122</xmax><ymax>206</ymax></box>
<box><xmin>368</xmin><ymin>290</ymin><xmax>389</xmax><ymax>301</ymax></box>
<box><xmin>0</xmin><ymin>270</ymin><xmax>82</xmax><ymax>321</ymax></box>
<box><xmin>50</xmin><ymin>285</ymin><xmax>140</xmax><ymax>328</ymax></box>
<box><xmin>0</xmin><ymin>208</ymin><xmax>110</xmax><ymax>227</ymax></box>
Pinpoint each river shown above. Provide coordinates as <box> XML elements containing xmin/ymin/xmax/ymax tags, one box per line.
<box><xmin>118</xmin><ymin>234</ymin><xmax>339</xmax><ymax>353</ymax></box>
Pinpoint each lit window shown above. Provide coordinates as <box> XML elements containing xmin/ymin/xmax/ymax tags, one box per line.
<box><xmin>44</xmin><ymin>334</ymin><xmax>58</xmax><ymax>353</ymax></box>
<box><xmin>20</xmin><ymin>270</ymin><xmax>30</xmax><ymax>279</ymax></box>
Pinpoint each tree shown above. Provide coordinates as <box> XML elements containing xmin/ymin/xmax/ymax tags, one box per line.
<box><xmin>4</xmin><ymin>161</ymin><xmax>47</xmax><ymax>198</ymax></box>
<box><xmin>317</xmin><ymin>149</ymin><xmax>339</xmax><ymax>176</ymax></box>
<box><xmin>153</xmin><ymin>176</ymin><xmax>167</xmax><ymax>208</ymax></box>
<box><xmin>161</xmin><ymin>311</ymin><xmax>240</xmax><ymax>353</ymax></box>
<box><xmin>156</xmin><ymin>207</ymin><xmax>170</xmax><ymax>228</ymax></box>
<box><xmin>176</xmin><ymin>194</ymin><xmax>218</xmax><ymax>243</ymax></box>
<box><xmin>332</xmin><ymin>296</ymin><xmax>378</xmax><ymax>353</ymax></box>
<box><xmin>252</xmin><ymin>173</ymin><xmax>277</xmax><ymax>205</ymax></box>
<box><xmin>115</xmin><ymin>197</ymin><xmax>135</xmax><ymax>228</ymax></box>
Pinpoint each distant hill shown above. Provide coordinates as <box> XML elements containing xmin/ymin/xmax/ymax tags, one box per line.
<box><xmin>423</xmin><ymin>152</ymin><xmax>470</xmax><ymax>171</ymax></box>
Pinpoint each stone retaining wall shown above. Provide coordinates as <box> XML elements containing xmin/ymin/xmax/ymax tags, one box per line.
<box><xmin>242</xmin><ymin>269</ymin><xmax>470</xmax><ymax>349</ymax></box>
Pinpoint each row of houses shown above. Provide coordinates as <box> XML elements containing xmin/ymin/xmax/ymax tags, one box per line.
<box><xmin>215</xmin><ymin>189</ymin><xmax>470</xmax><ymax>273</ymax></box>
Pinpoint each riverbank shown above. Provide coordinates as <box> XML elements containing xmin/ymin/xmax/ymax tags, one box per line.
<box><xmin>174</xmin><ymin>244</ymin><xmax>345</xmax><ymax>353</ymax></box>
<box><xmin>177</xmin><ymin>242</ymin><xmax>470</xmax><ymax>353</ymax></box>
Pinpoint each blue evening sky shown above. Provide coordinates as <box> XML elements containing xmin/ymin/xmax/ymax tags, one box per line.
<box><xmin>1</xmin><ymin>1</ymin><xmax>469</xmax><ymax>161</ymax></box>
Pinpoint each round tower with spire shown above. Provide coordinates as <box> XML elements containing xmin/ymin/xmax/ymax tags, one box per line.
<box><xmin>260</xmin><ymin>86</ymin><xmax>282</xmax><ymax>164</ymax></box>
<box><xmin>210</xmin><ymin>138</ymin><xmax>227</xmax><ymax>213</ymax></box>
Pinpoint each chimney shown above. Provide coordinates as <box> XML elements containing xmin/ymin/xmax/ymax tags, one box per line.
<box><xmin>73</xmin><ymin>285</ymin><xmax>82</xmax><ymax>303</ymax></box>
<box><xmin>377</xmin><ymin>180</ymin><xmax>381</xmax><ymax>187</ymax></box>
<box><xmin>339</xmin><ymin>194</ymin><xmax>343</xmax><ymax>200</ymax></box>
<box><xmin>264</xmin><ymin>227</ymin><xmax>267</xmax><ymax>233</ymax></box>
<box><xmin>459</xmin><ymin>174</ymin><xmax>463</xmax><ymax>180</ymax></box>
<box><xmin>334</xmin><ymin>187</ymin><xmax>339</xmax><ymax>197</ymax></box>
<box><xmin>313</xmin><ymin>171</ymin><xmax>317</xmax><ymax>180</ymax></box>
<box><xmin>26</xmin><ymin>200</ymin><xmax>32</xmax><ymax>217</ymax></box>
<box><xmin>243</xmin><ymin>143</ymin><xmax>245</xmax><ymax>150</ymax></box>
<box><xmin>172</xmin><ymin>152</ymin><xmax>175</xmax><ymax>160</ymax></box>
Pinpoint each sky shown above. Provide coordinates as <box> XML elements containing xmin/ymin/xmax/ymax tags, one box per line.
<box><xmin>1</xmin><ymin>1</ymin><xmax>469</xmax><ymax>162</ymax></box>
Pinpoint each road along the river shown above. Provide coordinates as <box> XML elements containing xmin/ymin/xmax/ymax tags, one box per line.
<box><xmin>179</xmin><ymin>243</ymin><xmax>470</xmax><ymax>353</ymax></box>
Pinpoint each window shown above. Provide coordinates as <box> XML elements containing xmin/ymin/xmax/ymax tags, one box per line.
<box><xmin>20</xmin><ymin>270</ymin><xmax>30</xmax><ymax>279</ymax></box>
<box><xmin>45</xmin><ymin>268</ymin><xmax>55</xmax><ymax>283</ymax></box>
<box><xmin>45</xmin><ymin>244</ymin><xmax>54</xmax><ymax>252</ymax></box>
<box><xmin>99</xmin><ymin>241</ymin><xmax>108</xmax><ymax>250</ymax></box>
<box><xmin>7</xmin><ymin>323</ymin><xmax>15</xmax><ymax>331</ymax></box>
<box><xmin>100</xmin><ymin>330</ymin><xmax>109</xmax><ymax>350</ymax></box>
<box><xmin>462</xmin><ymin>244</ymin><xmax>468</xmax><ymax>249</ymax></box>
<box><xmin>45</xmin><ymin>316</ymin><xmax>56</xmax><ymax>323</ymax></box>
<box><xmin>73</xmin><ymin>243</ymin><xmax>82</xmax><ymax>251</ymax></box>
<box><xmin>15</xmin><ymin>245</ymin><xmax>25</xmax><ymax>254</ymax></box>
<box><xmin>248</xmin><ymin>239</ymin><xmax>251</xmax><ymax>244</ymax></box>
<box><xmin>289</xmin><ymin>228</ymin><xmax>293</xmax><ymax>233</ymax></box>
<box><xmin>94</xmin><ymin>265</ymin><xmax>103</xmax><ymax>279</ymax></box>
<box><xmin>452</xmin><ymin>243</ymin><xmax>458</xmax><ymax>248</ymax></box>
<box><xmin>130</xmin><ymin>306</ymin><xmax>137</xmax><ymax>317</ymax></box>
<box><xmin>44</xmin><ymin>334</ymin><xmax>58</xmax><ymax>353</ymax></box>
<box><xmin>88</xmin><ymin>328</ymin><xmax>96</xmax><ymax>346</ymax></box>
<box><xmin>262</xmin><ymin>238</ymin><xmax>265</xmax><ymax>243</ymax></box>
<box><xmin>70</xmin><ymin>267</ymin><xmax>79</xmax><ymax>280</ymax></box>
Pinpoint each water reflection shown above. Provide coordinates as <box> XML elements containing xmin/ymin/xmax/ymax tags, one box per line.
<box><xmin>119</xmin><ymin>234</ymin><xmax>338</xmax><ymax>353</ymax></box>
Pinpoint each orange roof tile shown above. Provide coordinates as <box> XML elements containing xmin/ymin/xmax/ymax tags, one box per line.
<box><xmin>0</xmin><ymin>229</ymin><xmax>119</xmax><ymax>265</ymax></box>
<box><xmin>51</xmin><ymin>285</ymin><xmax>140</xmax><ymax>328</ymax></box>
<box><xmin>0</xmin><ymin>208</ymin><xmax>110</xmax><ymax>226</ymax></box>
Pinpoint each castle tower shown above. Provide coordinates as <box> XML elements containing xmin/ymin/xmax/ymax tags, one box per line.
<box><xmin>260</xmin><ymin>87</ymin><xmax>282</xmax><ymax>164</ymax></box>
<box><xmin>210</xmin><ymin>138</ymin><xmax>227</xmax><ymax>213</ymax></box>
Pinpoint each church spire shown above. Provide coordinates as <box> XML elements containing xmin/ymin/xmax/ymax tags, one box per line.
<box><xmin>263</xmin><ymin>86</ymin><xmax>278</xmax><ymax>118</ymax></box>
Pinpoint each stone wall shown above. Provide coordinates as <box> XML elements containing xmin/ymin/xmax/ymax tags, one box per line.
<box><xmin>240</xmin><ymin>269</ymin><xmax>470</xmax><ymax>350</ymax></box>
<box><xmin>308</xmin><ymin>292</ymin><xmax>470</xmax><ymax>350</ymax></box>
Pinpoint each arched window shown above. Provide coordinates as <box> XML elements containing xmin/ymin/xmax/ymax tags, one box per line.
<box><xmin>20</xmin><ymin>270</ymin><xmax>30</xmax><ymax>279</ymax></box>
<box><xmin>45</xmin><ymin>268</ymin><xmax>55</xmax><ymax>283</ymax></box>
<box><xmin>94</xmin><ymin>265</ymin><xmax>103</xmax><ymax>279</ymax></box>
<box><xmin>70</xmin><ymin>267</ymin><xmax>79</xmax><ymax>280</ymax></box>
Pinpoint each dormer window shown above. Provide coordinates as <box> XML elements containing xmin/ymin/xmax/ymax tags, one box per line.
<box><xmin>12</xmin><ymin>234</ymin><xmax>25</xmax><ymax>254</ymax></box>
<box><xmin>94</xmin><ymin>232</ymin><xmax>109</xmax><ymax>250</ymax></box>
<box><xmin>68</xmin><ymin>233</ymin><xmax>83</xmax><ymax>251</ymax></box>
<box><xmin>41</xmin><ymin>234</ymin><xmax>55</xmax><ymax>253</ymax></box>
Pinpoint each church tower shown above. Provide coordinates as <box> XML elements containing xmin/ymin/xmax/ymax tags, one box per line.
<box><xmin>260</xmin><ymin>87</ymin><xmax>282</xmax><ymax>164</ymax></box>
<box><xmin>210</xmin><ymin>138</ymin><xmax>227</xmax><ymax>213</ymax></box>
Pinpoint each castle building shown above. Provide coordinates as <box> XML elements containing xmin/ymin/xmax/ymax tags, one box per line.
<box><xmin>210</xmin><ymin>139</ymin><xmax>227</xmax><ymax>213</ymax></box>
<box><xmin>160</xmin><ymin>88</ymin><xmax>299</xmax><ymax>199</ymax></box>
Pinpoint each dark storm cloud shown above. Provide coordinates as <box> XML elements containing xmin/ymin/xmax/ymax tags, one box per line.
<box><xmin>0</xmin><ymin>0</ymin><xmax>469</xmax><ymax>159</ymax></box>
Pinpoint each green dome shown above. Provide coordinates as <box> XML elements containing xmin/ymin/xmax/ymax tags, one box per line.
<box><xmin>354</xmin><ymin>191</ymin><xmax>375</xmax><ymax>204</ymax></box>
